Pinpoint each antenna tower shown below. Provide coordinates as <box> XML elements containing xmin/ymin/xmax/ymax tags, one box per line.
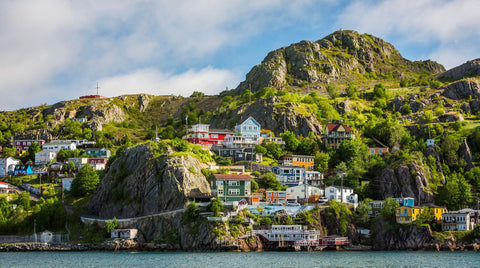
<box><xmin>95</xmin><ymin>82</ymin><xmax>100</xmax><ymax>95</ymax></box>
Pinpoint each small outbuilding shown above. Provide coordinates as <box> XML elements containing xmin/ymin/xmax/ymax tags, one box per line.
<box><xmin>111</xmin><ymin>229</ymin><xmax>138</xmax><ymax>239</ymax></box>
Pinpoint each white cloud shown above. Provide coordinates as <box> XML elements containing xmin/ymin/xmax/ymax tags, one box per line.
<box><xmin>336</xmin><ymin>0</ymin><xmax>480</xmax><ymax>68</ymax></box>
<box><xmin>0</xmin><ymin>0</ymin><xmax>321</xmax><ymax>110</ymax></box>
<box><xmin>95</xmin><ymin>67</ymin><xmax>241</xmax><ymax>98</ymax></box>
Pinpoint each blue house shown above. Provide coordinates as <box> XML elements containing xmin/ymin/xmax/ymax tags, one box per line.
<box><xmin>394</xmin><ymin>197</ymin><xmax>415</xmax><ymax>207</ymax></box>
<box><xmin>234</xmin><ymin>116</ymin><xmax>261</xmax><ymax>140</ymax></box>
<box><xmin>271</xmin><ymin>165</ymin><xmax>306</xmax><ymax>186</ymax></box>
<box><xmin>85</xmin><ymin>148</ymin><xmax>111</xmax><ymax>158</ymax></box>
<box><xmin>13</xmin><ymin>164</ymin><xmax>33</xmax><ymax>176</ymax></box>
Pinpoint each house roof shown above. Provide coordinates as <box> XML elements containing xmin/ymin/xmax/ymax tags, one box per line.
<box><xmin>0</xmin><ymin>181</ymin><xmax>8</xmax><ymax>185</ymax></box>
<box><xmin>326</xmin><ymin>124</ymin><xmax>351</xmax><ymax>132</ymax></box>
<box><xmin>213</xmin><ymin>174</ymin><xmax>251</xmax><ymax>181</ymax></box>
<box><xmin>280</xmin><ymin>154</ymin><xmax>315</xmax><ymax>159</ymax></box>
<box><xmin>237</xmin><ymin>116</ymin><xmax>260</xmax><ymax>127</ymax></box>
<box><xmin>209</xmin><ymin>129</ymin><xmax>234</xmax><ymax>134</ymax></box>
<box><xmin>85</xmin><ymin>148</ymin><xmax>108</xmax><ymax>151</ymax></box>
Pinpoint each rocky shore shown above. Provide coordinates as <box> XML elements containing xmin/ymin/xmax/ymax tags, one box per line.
<box><xmin>2</xmin><ymin>239</ymin><xmax>479</xmax><ymax>252</ymax></box>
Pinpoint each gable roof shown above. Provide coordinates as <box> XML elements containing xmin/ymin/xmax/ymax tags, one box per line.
<box><xmin>238</xmin><ymin>116</ymin><xmax>260</xmax><ymax>127</ymax></box>
<box><xmin>326</xmin><ymin>124</ymin><xmax>351</xmax><ymax>132</ymax></box>
<box><xmin>213</xmin><ymin>174</ymin><xmax>251</xmax><ymax>181</ymax></box>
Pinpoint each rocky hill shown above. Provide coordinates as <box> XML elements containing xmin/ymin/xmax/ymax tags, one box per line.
<box><xmin>89</xmin><ymin>142</ymin><xmax>211</xmax><ymax>218</ymax></box>
<box><xmin>235</xmin><ymin>30</ymin><xmax>445</xmax><ymax>93</ymax></box>
<box><xmin>437</xmin><ymin>58</ymin><xmax>480</xmax><ymax>80</ymax></box>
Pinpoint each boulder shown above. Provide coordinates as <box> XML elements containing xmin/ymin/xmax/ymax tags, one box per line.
<box><xmin>461</xmin><ymin>103</ymin><xmax>471</xmax><ymax>114</ymax></box>
<box><xmin>437</xmin><ymin>113</ymin><xmax>464</xmax><ymax>123</ymax></box>
<box><xmin>337</xmin><ymin>99</ymin><xmax>352</xmax><ymax>114</ymax></box>
<box><xmin>441</xmin><ymin>78</ymin><xmax>480</xmax><ymax>100</ymax></box>
<box><xmin>459</xmin><ymin>139</ymin><xmax>475</xmax><ymax>171</ymax></box>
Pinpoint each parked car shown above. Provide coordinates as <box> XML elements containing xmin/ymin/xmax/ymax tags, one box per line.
<box><xmin>318</xmin><ymin>197</ymin><xmax>329</xmax><ymax>203</ymax></box>
<box><xmin>268</xmin><ymin>202</ymin><xmax>283</xmax><ymax>206</ymax></box>
<box><xmin>286</xmin><ymin>201</ymin><xmax>300</xmax><ymax>206</ymax></box>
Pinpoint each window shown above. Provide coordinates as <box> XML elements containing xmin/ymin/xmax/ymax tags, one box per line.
<box><xmin>245</xmin><ymin>189</ymin><xmax>249</xmax><ymax>195</ymax></box>
<box><xmin>211</xmin><ymin>134</ymin><xmax>218</xmax><ymax>139</ymax></box>
<box><xmin>217</xmin><ymin>181</ymin><xmax>223</xmax><ymax>186</ymax></box>
<box><xmin>228</xmin><ymin>181</ymin><xmax>240</xmax><ymax>186</ymax></box>
<box><xmin>283</xmin><ymin>169</ymin><xmax>289</xmax><ymax>174</ymax></box>
<box><xmin>229</xmin><ymin>189</ymin><xmax>240</xmax><ymax>195</ymax></box>
<box><xmin>218</xmin><ymin>189</ymin><xmax>224</xmax><ymax>195</ymax></box>
<box><xmin>245</xmin><ymin>181</ymin><xmax>250</xmax><ymax>186</ymax></box>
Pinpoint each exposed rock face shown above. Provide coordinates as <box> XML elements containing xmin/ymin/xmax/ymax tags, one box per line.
<box><xmin>13</xmin><ymin>129</ymin><xmax>54</xmax><ymax>144</ymax></box>
<box><xmin>210</xmin><ymin>96</ymin><xmax>323</xmax><ymax>136</ymax></box>
<box><xmin>436</xmin><ymin>113</ymin><xmax>464</xmax><ymax>123</ymax></box>
<box><xmin>441</xmin><ymin>78</ymin><xmax>480</xmax><ymax>100</ymax></box>
<box><xmin>377</xmin><ymin>161</ymin><xmax>434</xmax><ymax>204</ymax></box>
<box><xmin>437</xmin><ymin>58</ymin><xmax>480</xmax><ymax>80</ymax></box>
<box><xmin>80</xmin><ymin>103</ymin><xmax>126</xmax><ymax>132</ymax></box>
<box><xmin>235</xmin><ymin>30</ymin><xmax>444</xmax><ymax>93</ymax></box>
<box><xmin>424</xmin><ymin>146</ymin><xmax>445</xmax><ymax>184</ymax></box>
<box><xmin>131</xmin><ymin>212</ymin><xmax>217</xmax><ymax>249</ymax></box>
<box><xmin>459</xmin><ymin>139</ymin><xmax>475</xmax><ymax>171</ymax></box>
<box><xmin>372</xmin><ymin>218</ymin><xmax>433</xmax><ymax>250</ymax></box>
<box><xmin>337</xmin><ymin>99</ymin><xmax>352</xmax><ymax>114</ymax></box>
<box><xmin>89</xmin><ymin>143</ymin><xmax>211</xmax><ymax>218</ymax></box>
<box><xmin>138</xmin><ymin>94</ymin><xmax>150</xmax><ymax>113</ymax></box>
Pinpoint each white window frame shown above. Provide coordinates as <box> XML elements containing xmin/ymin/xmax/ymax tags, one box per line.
<box><xmin>228</xmin><ymin>189</ymin><xmax>240</xmax><ymax>195</ymax></box>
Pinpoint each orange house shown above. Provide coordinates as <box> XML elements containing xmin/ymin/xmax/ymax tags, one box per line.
<box><xmin>266</xmin><ymin>191</ymin><xmax>287</xmax><ymax>204</ymax></box>
<box><xmin>279</xmin><ymin>154</ymin><xmax>314</xmax><ymax>170</ymax></box>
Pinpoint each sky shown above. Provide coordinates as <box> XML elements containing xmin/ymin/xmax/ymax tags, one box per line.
<box><xmin>1</xmin><ymin>0</ymin><xmax>479</xmax><ymax>111</ymax></box>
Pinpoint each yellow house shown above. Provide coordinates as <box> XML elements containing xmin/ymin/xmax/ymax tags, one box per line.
<box><xmin>396</xmin><ymin>206</ymin><xmax>447</xmax><ymax>224</ymax></box>
<box><xmin>396</xmin><ymin>206</ymin><xmax>423</xmax><ymax>224</ymax></box>
<box><xmin>431</xmin><ymin>206</ymin><xmax>447</xmax><ymax>224</ymax></box>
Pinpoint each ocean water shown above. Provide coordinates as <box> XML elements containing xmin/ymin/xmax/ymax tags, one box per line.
<box><xmin>0</xmin><ymin>251</ymin><xmax>478</xmax><ymax>268</ymax></box>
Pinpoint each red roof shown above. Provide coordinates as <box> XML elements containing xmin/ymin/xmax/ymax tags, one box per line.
<box><xmin>0</xmin><ymin>181</ymin><xmax>8</xmax><ymax>185</ymax></box>
<box><xmin>213</xmin><ymin>174</ymin><xmax>251</xmax><ymax>181</ymax></box>
<box><xmin>326</xmin><ymin>124</ymin><xmax>351</xmax><ymax>132</ymax></box>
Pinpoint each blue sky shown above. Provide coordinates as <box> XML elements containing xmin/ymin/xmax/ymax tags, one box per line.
<box><xmin>1</xmin><ymin>0</ymin><xmax>479</xmax><ymax>111</ymax></box>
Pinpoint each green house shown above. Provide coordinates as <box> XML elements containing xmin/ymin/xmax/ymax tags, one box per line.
<box><xmin>212</xmin><ymin>174</ymin><xmax>251</xmax><ymax>203</ymax></box>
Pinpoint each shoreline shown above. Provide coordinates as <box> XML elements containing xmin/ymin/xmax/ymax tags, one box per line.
<box><xmin>1</xmin><ymin>241</ymin><xmax>478</xmax><ymax>253</ymax></box>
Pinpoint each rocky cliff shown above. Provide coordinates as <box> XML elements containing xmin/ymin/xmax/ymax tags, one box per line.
<box><xmin>441</xmin><ymin>78</ymin><xmax>480</xmax><ymax>100</ymax></box>
<box><xmin>235</xmin><ymin>30</ymin><xmax>445</xmax><ymax>93</ymax></box>
<box><xmin>371</xmin><ymin>218</ymin><xmax>434</xmax><ymax>250</ymax></box>
<box><xmin>89</xmin><ymin>143</ymin><xmax>211</xmax><ymax>218</ymax></box>
<box><xmin>376</xmin><ymin>161</ymin><xmax>434</xmax><ymax>204</ymax></box>
<box><xmin>210</xmin><ymin>96</ymin><xmax>323</xmax><ymax>136</ymax></box>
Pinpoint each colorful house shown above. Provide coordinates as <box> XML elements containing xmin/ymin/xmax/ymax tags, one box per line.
<box><xmin>234</xmin><ymin>116</ymin><xmax>261</xmax><ymax>140</ymax></box>
<box><xmin>369</xmin><ymin>147</ymin><xmax>389</xmax><ymax>155</ymax></box>
<box><xmin>15</xmin><ymin>140</ymin><xmax>45</xmax><ymax>153</ymax></box>
<box><xmin>271</xmin><ymin>165</ymin><xmax>306</xmax><ymax>186</ymax></box>
<box><xmin>265</xmin><ymin>191</ymin><xmax>287</xmax><ymax>204</ymax></box>
<box><xmin>13</xmin><ymin>164</ymin><xmax>33</xmax><ymax>176</ymax></box>
<box><xmin>322</xmin><ymin>123</ymin><xmax>355</xmax><ymax>149</ymax></box>
<box><xmin>431</xmin><ymin>206</ymin><xmax>447</xmax><ymax>224</ymax></box>
<box><xmin>47</xmin><ymin>162</ymin><xmax>64</xmax><ymax>177</ymax></box>
<box><xmin>85</xmin><ymin>148</ymin><xmax>111</xmax><ymax>158</ymax></box>
<box><xmin>184</xmin><ymin>124</ymin><xmax>234</xmax><ymax>145</ymax></box>
<box><xmin>212</xmin><ymin>174</ymin><xmax>251</xmax><ymax>203</ymax></box>
<box><xmin>279</xmin><ymin>154</ymin><xmax>314</xmax><ymax>170</ymax></box>
<box><xmin>286</xmin><ymin>185</ymin><xmax>323</xmax><ymax>202</ymax></box>
<box><xmin>396</xmin><ymin>206</ymin><xmax>423</xmax><ymax>224</ymax></box>
<box><xmin>393</xmin><ymin>197</ymin><xmax>415</xmax><ymax>207</ymax></box>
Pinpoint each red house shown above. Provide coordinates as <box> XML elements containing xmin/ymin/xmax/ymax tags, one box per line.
<box><xmin>184</xmin><ymin>124</ymin><xmax>233</xmax><ymax>145</ymax></box>
<box><xmin>87</xmin><ymin>158</ymin><xmax>108</xmax><ymax>165</ymax></box>
<box><xmin>15</xmin><ymin>140</ymin><xmax>45</xmax><ymax>152</ymax></box>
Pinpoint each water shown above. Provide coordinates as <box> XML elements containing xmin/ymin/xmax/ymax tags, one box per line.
<box><xmin>0</xmin><ymin>251</ymin><xmax>478</xmax><ymax>268</ymax></box>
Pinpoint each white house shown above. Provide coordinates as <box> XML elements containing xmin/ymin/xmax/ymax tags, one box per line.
<box><xmin>325</xmin><ymin>186</ymin><xmax>354</xmax><ymax>203</ymax></box>
<box><xmin>42</xmin><ymin>142</ymin><xmax>76</xmax><ymax>152</ymax></box>
<box><xmin>111</xmin><ymin>229</ymin><xmax>138</xmax><ymax>239</ymax></box>
<box><xmin>35</xmin><ymin>150</ymin><xmax>57</xmax><ymax>165</ymax></box>
<box><xmin>0</xmin><ymin>157</ymin><xmax>20</xmax><ymax>177</ymax></box>
<box><xmin>234</xmin><ymin>116</ymin><xmax>261</xmax><ymax>140</ymax></box>
<box><xmin>442</xmin><ymin>212</ymin><xmax>472</xmax><ymax>231</ymax></box>
<box><xmin>286</xmin><ymin>185</ymin><xmax>324</xmax><ymax>202</ymax></box>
